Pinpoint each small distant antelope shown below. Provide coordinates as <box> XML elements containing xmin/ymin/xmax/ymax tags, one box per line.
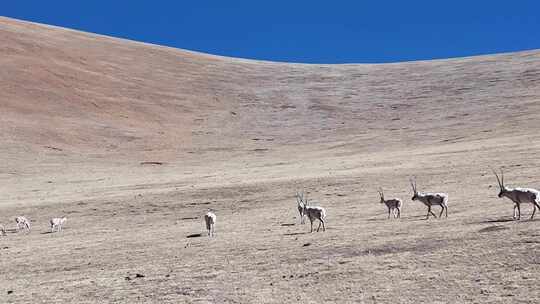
<box><xmin>204</xmin><ymin>211</ymin><xmax>217</xmax><ymax>237</ymax></box>
<box><xmin>50</xmin><ymin>217</ymin><xmax>67</xmax><ymax>233</ymax></box>
<box><xmin>492</xmin><ymin>168</ymin><xmax>540</xmax><ymax>220</ymax></box>
<box><xmin>410</xmin><ymin>179</ymin><xmax>448</xmax><ymax>219</ymax></box>
<box><xmin>0</xmin><ymin>224</ymin><xmax>5</xmax><ymax>236</ymax></box>
<box><xmin>302</xmin><ymin>197</ymin><xmax>327</xmax><ymax>232</ymax></box>
<box><xmin>295</xmin><ymin>191</ymin><xmax>307</xmax><ymax>224</ymax></box>
<box><xmin>378</xmin><ymin>188</ymin><xmax>402</xmax><ymax>219</ymax></box>
<box><xmin>15</xmin><ymin>216</ymin><xmax>31</xmax><ymax>232</ymax></box>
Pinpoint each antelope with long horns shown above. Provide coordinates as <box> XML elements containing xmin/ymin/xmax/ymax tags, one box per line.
<box><xmin>492</xmin><ymin>168</ymin><xmax>540</xmax><ymax>220</ymax></box>
<box><xmin>378</xmin><ymin>188</ymin><xmax>402</xmax><ymax>219</ymax></box>
<box><xmin>410</xmin><ymin>178</ymin><xmax>448</xmax><ymax>219</ymax></box>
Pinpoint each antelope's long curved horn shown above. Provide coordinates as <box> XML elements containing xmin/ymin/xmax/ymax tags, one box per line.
<box><xmin>409</xmin><ymin>178</ymin><xmax>416</xmax><ymax>193</ymax></box>
<box><xmin>491</xmin><ymin>167</ymin><xmax>502</xmax><ymax>188</ymax></box>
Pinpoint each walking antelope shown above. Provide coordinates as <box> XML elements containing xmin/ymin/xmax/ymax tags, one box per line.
<box><xmin>378</xmin><ymin>188</ymin><xmax>402</xmax><ymax>219</ymax></box>
<box><xmin>15</xmin><ymin>216</ymin><xmax>31</xmax><ymax>232</ymax></box>
<box><xmin>302</xmin><ymin>197</ymin><xmax>326</xmax><ymax>232</ymax></box>
<box><xmin>410</xmin><ymin>179</ymin><xmax>448</xmax><ymax>219</ymax></box>
<box><xmin>204</xmin><ymin>211</ymin><xmax>217</xmax><ymax>237</ymax></box>
<box><xmin>492</xmin><ymin>168</ymin><xmax>540</xmax><ymax>220</ymax></box>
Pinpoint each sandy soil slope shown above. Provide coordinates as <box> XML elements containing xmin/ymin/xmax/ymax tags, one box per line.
<box><xmin>1</xmin><ymin>16</ymin><xmax>540</xmax><ymax>303</ymax></box>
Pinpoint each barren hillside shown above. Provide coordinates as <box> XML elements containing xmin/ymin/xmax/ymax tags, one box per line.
<box><xmin>1</xmin><ymin>16</ymin><xmax>540</xmax><ymax>303</ymax></box>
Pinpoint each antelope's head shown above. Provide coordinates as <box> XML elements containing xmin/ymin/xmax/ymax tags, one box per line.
<box><xmin>295</xmin><ymin>191</ymin><xmax>305</xmax><ymax>208</ymax></box>
<box><xmin>410</xmin><ymin>178</ymin><xmax>418</xmax><ymax>201</ymax></box>
<box><xmin>377</xmin><ymin>188</ymin><xmax>385</xmax><ymax>204</ymax></box>
<box><xmin>492</xmin><ymin>168</ymin><xmax>507</xmax><ymax>198</ymax></box>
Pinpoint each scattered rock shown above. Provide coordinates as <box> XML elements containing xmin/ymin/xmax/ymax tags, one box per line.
<box><xmin>7</xmin><ymin>290</ymin><xmax>13</xmax><ymax>295</ymax></box>
<box><xmin>140</xmin><ymin>161</ymin><xmax>164</xmax><ymax>165</ymax></box>
<box><xmin>44</xmin><ymin>146</ymin><xmax>63</xmax><ymax>151</ymax></box>
<box><xmin>135</xmin><ymin>273</ymin><xmax>145</xmax><ymax>278</ymax></box>
<box><xmin>303</xmin><ymin>243</ymin><xmax>311</xmax><ymax>247</ymax></box>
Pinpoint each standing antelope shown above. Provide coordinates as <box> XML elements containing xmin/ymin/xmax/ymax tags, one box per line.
<box><xmin>0</xmin><ymin>224</ymin><xmax>5</xmax><ymax>236</ymax></box>
<box><xmin>378</xmin><ymin>188</ymin><xmax>402</xmax><ymax>219</ymax></box>
<box><xmin>50</xmin><ymin>217</ymin><xmax>67</xmax><ymax>233</ymax></box>
<box><xmin>204</xmin><ymin>211</ymin><xmax>217</xmax><ymax>237</ymax></box>
<box><xmin>492</xmin><ymin>168</ymin><xmax>540</xmax><ymax>220</ymax></box>
<box><xmin>296</xmin><ymin>191</ymin><xmax>306</xmax><ymax>224</ymax></box>
<box><xmin>302</xmin><ymin>197</ymin><xmax>327</xmax><ymax>232</ymax></box>
<box><xmin>410</xmin><ymin>179</ymin><xmax>448</xmax><ymax>219</ymax></box>
<box><xmin>15</xmin><ymin>216</ymin><xmax>31</xmax><ymax>232</ymax></box>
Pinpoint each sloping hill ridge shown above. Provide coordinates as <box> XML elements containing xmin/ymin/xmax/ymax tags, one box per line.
<box><xmin>1</xmin><ymin>16</ymin><xmax>540</xmax><ymax>205</ymax></box>
<box><xmin>4</xmin><ymin>16</ymin><xmax>540</xmax><ymax>304</ymax></box>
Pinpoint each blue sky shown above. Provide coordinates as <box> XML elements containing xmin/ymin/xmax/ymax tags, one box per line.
<box><xmin>3</xmin><ymin>1</ymin><xmax>540</xmax><ymax>63</ymax></box>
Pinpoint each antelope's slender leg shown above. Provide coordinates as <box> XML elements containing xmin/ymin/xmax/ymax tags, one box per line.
<box><xmin>531</xmin><ymin>202</ymin><xmax>540</xmax><ymax>220</ymax></box>
<box><xmin>317</xmin><ymin>221</ymin><xmax>322</xmax><ymax>232</ymax></box>
<box><xmin>439</xmin><ymin>205</ymin><xmax>445</xmax><ymax>218</ymax></box>
<box><xmin>427</xmin><ymin>206</ymin><xmax>437</xmax><ymax>219</ymax></box>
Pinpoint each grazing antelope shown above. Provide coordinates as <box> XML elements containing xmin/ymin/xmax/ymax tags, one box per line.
<box><xmin>204</xmin><ymin>211</ymin><xmax>217</xmax><ymax>237</ymax></box>
<box><xmin>410</xmin><ymin>179</ymin><xmax>448</xmax><ymax>219</ymax></box>
<box><xmin>302</xmin><ymin>197</ymin><xmax>326</xmax><ymax>232</ymax></box>
<box><xmin>492</xmin><ymin>168</ymin><xmax>540</xmax><ymax>220</ymax></box>
<box><xmin>15</xmin><ymin>216</ymin><xmax>31</xmax><ymax>232</ymax></box>
<box><xmin>296</xmin><ymin>191</ymin><xmax>307</xmax><ymax>224</ymax></box>
<box><xmin>50</xmin><ymin>217</ymin><xmax>67</xmax><ymax>233</ymax></box>
<box><xmin>378</xmin><ymin>188</ymin><xmax>402</xmax><ymax>219</ymax></box>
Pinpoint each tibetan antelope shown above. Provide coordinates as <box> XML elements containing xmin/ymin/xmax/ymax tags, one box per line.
<box><xmin>378</xmin><ymin>188</ymin><xmax>402</xmax><ymax>219</ymax></box>
<box><xmin>302</xmin><ymin>197</ymin><xmax>326</xmax><ymax>232</ymax></box>
<box><xmin>50</xmin><ymin>217</ymin><xmax>67</xmax><ymax>233</ymax></box>
<box><xmin>296</xmin><ymin>191</ymin><xmax>307</xmax><ymax>224</ymax></box>
<box><xmin>204</xmin><ymin>211</ymin><xmax>216</xmax><ymax>237</ymax></box>
<box><xmin>410</xmin><ymin>179</ymin><xmax>448</xmax><ymax>219</ymax></box>
<box><xmin>15</xmin><ymin>216</ymin><xmax>31</xmax><ymax>232</ymax></box>
<box><xmin>492</xmin><ymin>168</ymin><xmax>540</xmax><ymax>220</ymax></box>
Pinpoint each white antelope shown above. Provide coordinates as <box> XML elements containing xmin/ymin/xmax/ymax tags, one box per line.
<box><xmin>296</xmin><ymin>191</ymin><xmax>307</xmax><ymax>224</ymax></box>
<box><xmin>50</xmin><ymin>217</ymin><xmax>67</xmax><ymax>233</ymax></box>
<box><xmin>378</xmin><ymin>188</ymin><xmax>402</xmax><ymax>219</ymax></box>
<box><xmin>15</xmin><ymin>216</ymin><xmax>31</xmax><ymax>232</ymax></box>
<box><xmin>204</xmin><ymin>211</ymin><xmax>216</xmax><ymax>237</ymax></box>
<box><xmin>492</xmin><ymin>168</ymin><xmax>540</xmax><ymax>220</ymax></box>
<box><xmin>410</xmin><ymin>179</ymin><xmax>448</xmax><ymax>219</ymax></box>
<box><xmin>302</xmin><ymin>197</ymin><xmax>326</xmax><ymax>232</ymax></box>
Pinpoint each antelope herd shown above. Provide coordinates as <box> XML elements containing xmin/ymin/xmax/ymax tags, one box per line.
<box><xmin>1</xmin><ymin>168</ymin><xmax>539</xmax><ymax>238</ymax></box>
